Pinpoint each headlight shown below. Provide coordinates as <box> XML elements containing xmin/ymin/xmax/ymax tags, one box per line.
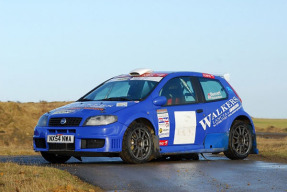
<box><xmin>37</xmin><ymin>114</ymin><xmax>48</xmax><ymax>127</ymax></box>
<box><xmin>84</xmin><ymin>115</ymin><xmax>118</xmax><ymax>126</ymax></box>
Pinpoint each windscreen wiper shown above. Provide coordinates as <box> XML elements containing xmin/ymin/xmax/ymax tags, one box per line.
<box><xmin>78</xmin><ymin>98</ymin><xmax>94</xmax><ymax>102</ymax></box>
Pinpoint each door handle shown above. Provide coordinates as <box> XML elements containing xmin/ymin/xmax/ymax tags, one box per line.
<box><xmin>196</xmin><ymin>109</ymin><xmax>203</xmax><ymax>113</ymax></box>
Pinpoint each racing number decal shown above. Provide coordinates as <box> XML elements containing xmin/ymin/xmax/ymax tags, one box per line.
<box><xmin>173</xmin><ymin>111</ymin><xmax>196</xmax><ymax>144</ymax></box>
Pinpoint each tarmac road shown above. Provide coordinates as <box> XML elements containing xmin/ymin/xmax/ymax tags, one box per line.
<box><xmin>1</xmin><ymin>154</ymin><xmax>286</xmax><ymax>192</ymax></box>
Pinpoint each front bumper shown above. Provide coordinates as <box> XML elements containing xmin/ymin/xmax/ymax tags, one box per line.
<box><xmin>33</xmin><ymin>122</ymin><xmax>127</xmax><ymax>155</ymax></box>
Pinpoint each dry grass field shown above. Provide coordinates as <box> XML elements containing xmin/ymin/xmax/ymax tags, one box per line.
<box><xmin>0</xmin><ymin>101</ymin><xmax>286</xmax><ymax>191</ymax></box>
<box><xmin>253</xmin><ymin>118</ymin><xmax>287</xmax><ymax>133</ymax></box>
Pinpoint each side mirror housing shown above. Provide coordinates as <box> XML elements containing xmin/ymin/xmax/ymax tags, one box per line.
<box><xmin>153</xmin><ymin>96</ymin><xmax>167</xmax><ymax>106</ymax></box>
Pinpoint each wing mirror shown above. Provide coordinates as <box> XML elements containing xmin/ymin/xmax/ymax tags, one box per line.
<box><xmin>153</xmin><ymin>96</ymin><xmax>167</xmax><ymax>106</ymax></box>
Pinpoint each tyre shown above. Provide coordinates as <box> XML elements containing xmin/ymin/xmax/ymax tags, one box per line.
<box><xmin>120</xmin><ymin>122</ymin><xmax>154</xmax><ymax>164</ymax></box>
<box><xmin>224</xmin><ymin>121</ymin><xmax>252</xmax><ymax>160</ymax></box>
<box><xmin>41</xmin><ymin>152</ymin><xmax>71</xmax><ymax>164</ymax></box>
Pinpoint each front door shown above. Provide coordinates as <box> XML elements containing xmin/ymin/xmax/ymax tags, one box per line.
<box><xmin>156</xmin><ymin>76</ymin><xmax>205</xmax><ymax>148</ymax></box>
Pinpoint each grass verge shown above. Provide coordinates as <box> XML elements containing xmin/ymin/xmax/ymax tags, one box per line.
<box><xmin>0</xmin><ymin>144</ymin><xmax>37</xmax><ymax>156</ymax></box>
<box><xmin>249</xmin><ymin>137</ymin><xmax>287</xmax><ymax>163</ymax></box>
<box><xmin>0</xmin><ymin>162</ymin><xmax>102</xmax><ymax>192</ymax></box>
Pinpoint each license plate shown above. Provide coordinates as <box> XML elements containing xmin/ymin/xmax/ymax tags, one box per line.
<box><xmin>47</xmin><ymin>135</ymin><xmax>74</xmax><ymax>143</ymax></box>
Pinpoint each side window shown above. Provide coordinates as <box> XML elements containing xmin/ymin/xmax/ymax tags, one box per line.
<box><xmin>159</xmin><ymin>77</ymin><xmax>197</xmax><ymax>105</ymax></box>
<box><xmin>199</xmin><ymin>78</ymin><xmax>227</xmax><ymax>101</ymax></box>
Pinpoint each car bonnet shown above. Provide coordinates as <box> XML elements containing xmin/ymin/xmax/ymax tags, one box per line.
<box><xmin>48</xmin><ymin>101</ymin><xmax>138</xmax><ymax>117</ymax></box>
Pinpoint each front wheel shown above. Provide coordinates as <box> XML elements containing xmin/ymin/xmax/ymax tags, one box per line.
<box><xmin>120</xmin><ymin>122</ymin><xmax>154</xmax><ymax>164</ymax></box>
<box><xmin>224</xmin><ymin>121</ymin><xmax>252</xmax><ymax>160</ymax></box>
<box><xmin>41</xmin><ymin>152</ymin><xmax>71</xmax><ymax>164</ymax></box>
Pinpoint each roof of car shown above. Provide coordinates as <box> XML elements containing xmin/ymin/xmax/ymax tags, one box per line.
<box><xmin>117</xmin><ymin>71</ymin><xmax>221</xmax><ymax>79</ymax></box>
<box><xmin>110</xmin><ymin>68</ymin><xmax>230</xmax><ymax>82</ymax></box>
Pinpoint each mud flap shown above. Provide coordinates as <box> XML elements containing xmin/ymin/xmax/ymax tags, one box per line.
<box><xmin>251</xmin><ymin>133</ymin><xmax>259</xmax><ymax>154</ymax></box>
<box><xmin>152</xmin><ymin>135</ymin><xmax>161</xmax><ymax>158</ymax></box>
<box><xmin>249</xmin><ymin>124</ymin><xmax>259</xmax><ymax>154</ymax></box>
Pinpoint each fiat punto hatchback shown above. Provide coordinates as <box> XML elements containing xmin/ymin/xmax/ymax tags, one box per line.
<box><xmin>33</xmin><ymin>69</ymin><xmax>258</xmax><ymax>164</ymax></box>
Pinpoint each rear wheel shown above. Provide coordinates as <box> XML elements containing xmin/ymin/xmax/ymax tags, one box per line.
<box><xmin>120</xmin><ymin>122</ymin><xmax>154</xmax><ymax>164</ymax></box>
<box><xmin>41</xmin><ymin>152</ymin><xmax>71</xmax><ymax>164</ymax></box>
<box><xmin>224</xmin><ymin>121</ymin><xmax>252</xmax><ymax>160</ymax></box>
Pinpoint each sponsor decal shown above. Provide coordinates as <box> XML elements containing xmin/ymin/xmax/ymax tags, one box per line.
<box><xmin>109</xmin><ymin>73</ymin><xmax>167</xmax><ymax>82</ymax></box>
<box><xmin>73</xmin><ymin>103</ymin><xmax>113</xmax><ymax>108</ymax></box>
<box><xmin>207</xmin><ymin>91</ymin><xmax>223</xmax><ymax>100</ymax></box>
<box><xmin>131</xmin><ymin>77</ymin><xmax>163</xmax><ymax>82</ymax></box>
<box><xmin>159</xmin><ymin>140</ymin><xmax>168</xmax><ymax>146</ymax></box>
<box><xmin>52</xmin><ymin>109</ymin><xmax>76</xmax><ymax>114</ymax></box>
<box><xmin>52</xmin><ymin>103</ymin><xmax>114</xmax><ymax>114</ymax></box>
<box><xmin>116</xmin><ymin>102</ymin><xmax>128</xmax><ymax>107</ymax></box>
<box><xmin>157</xmin><ymin>109</ymin><xmax>170</xmax><ymax>138</ymax></box>
<box><xmin>108</xmin><ymin>77</ymin><xmax>131</xmax><ymax>82</ymax></box>
<box><xmin>69</xmin><ymin>107</ymin><xmax>105</xmax><ymax>111</ymax></box>
<box><xmin>199</xmin><ymin>96</ymin><xmax>242</xmax><ymax>130</ymax></box>
<box><xmin>140</xmin><ymin>73</ymin><xmax>168</xmax><ymax>77</ymax></box>
<box><xmin>202</xmin><ymin>73</ymin><xmax>215</xmax><ymax>79</ymax></box>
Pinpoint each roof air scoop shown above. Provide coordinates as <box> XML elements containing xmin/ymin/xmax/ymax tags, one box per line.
<box><xmin>129</xmin><ymin>68</ymin><xmax>153</xmax><ymax>76</ymax></box>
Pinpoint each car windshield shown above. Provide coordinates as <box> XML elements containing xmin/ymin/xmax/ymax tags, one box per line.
<box><xmin>80</xmin><ymin>78</ymin><xmax>159</xmax><ymax>101</ymax></box>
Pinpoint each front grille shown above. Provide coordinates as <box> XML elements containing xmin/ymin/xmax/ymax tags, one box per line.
<box><xmin>34</xmin><ymin>138</ymin><xmax>46</xmax><ymax>148</ymax></box>
<box><xmin>49</xmin><ymin>117</ymin><xmax>82</xmax><ymax>127</ymax></box>
<box><xmin>48</xmin><ymin>129</ymin><xmax>76</xmax><ymax>134</ymax></box>
<box><xmin>48</xmin><ymin>143</ymin><xmax>75</xmax><ymax>151</ymax></box>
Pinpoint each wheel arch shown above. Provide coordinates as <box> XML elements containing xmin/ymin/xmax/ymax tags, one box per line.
<box><xmin>120</xmin><ymin>117</ymin><xmax>160</xmax><ymax>163</ymax></box>
<box><xmin>126</xmin><ymin>117</ymin><xmax>160</xmax><ymax>159</ymax></box>
<box><xmin>131</xmin><ymin>118</ymin><xmax>156</xmax><ymax>134</ymax></box>
<box><xmin>231</xmin><ymin>115</ymin><xmax>255</xmax><ymax>133</ymax></box>
<box><xmin>230</xmin><ymin>115</ymin><xmax>258</xmax><ymax>154</ymax></box>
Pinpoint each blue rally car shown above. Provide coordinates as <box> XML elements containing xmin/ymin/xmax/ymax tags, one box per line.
<box><xmin>33</xmin><ymin>69</ymin><xmax>258</xmax><ymax>164</ymax></box>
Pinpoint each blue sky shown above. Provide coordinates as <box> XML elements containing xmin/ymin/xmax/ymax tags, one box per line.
<box><xmin>0</xmin><ymin>1</ymin><xmax>286</xmax><ymax>118</ymax></box>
